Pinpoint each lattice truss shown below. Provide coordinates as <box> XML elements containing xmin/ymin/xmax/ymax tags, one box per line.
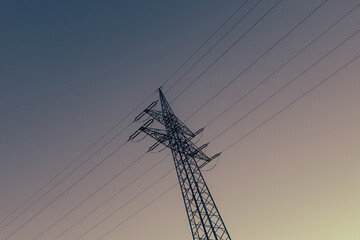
<box><xmin>129</xmin><ymin>89</ymin><xmax>231</xmax><ymax>240</ymax></box>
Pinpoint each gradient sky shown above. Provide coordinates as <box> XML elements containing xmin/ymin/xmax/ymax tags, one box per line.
<box><xmin>1</xmin><ymin>0</ymin><xmax>359</xmax><ymax>239</ymax></box>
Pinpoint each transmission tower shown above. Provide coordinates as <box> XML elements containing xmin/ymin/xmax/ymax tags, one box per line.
<box><xmin>129</xmin><ymin>88</ymin><xmax>231</xmax><ymax>240</ymax></box>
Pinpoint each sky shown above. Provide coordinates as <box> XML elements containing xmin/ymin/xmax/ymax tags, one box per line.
<box><xmin>0</xmin><ymin>0</ymin><xmax>359</xmax><ymax>239</ymax></box>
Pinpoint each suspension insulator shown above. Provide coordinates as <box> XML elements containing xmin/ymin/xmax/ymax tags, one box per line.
<box><xmin>209</xmin><ymin>152</ymin><xmax>221</xmax><ymax>161</ymax></box>
<box><xmin>134</xmin><ymin>111</ymin><xmax>146</xmax><ymax>122</ymax></box>
<box><xmin>146</xmin><ymin>100</ymin><xmax>158</xmax><ymax>110</ymax></box>
<box><xmin>133</xmin><ymin>100</ymin><xmax>158</xmax><ymax>122</ymax></box>
<box><xmin>148</xmin><ymin>142</ymin><xmax>161</xmax><ymax>152</ymax></box>
<box><xmin>143</xmin><ymin>118</ymin><xmax>154</xmax><ymax>128</ymax></box>
<box><xmin>128</xmin><ymin>130</ymin><xmax>142</xmax><ymax>141</ymax></box>
<box><xmin>193</xmin><ymin>127</ymin><xmax>204</xmax><ymax>137</ymax></box>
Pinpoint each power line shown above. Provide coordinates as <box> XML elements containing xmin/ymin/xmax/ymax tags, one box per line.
<box><xmin>0</xmin><ymin>1</ymin><xmax>258</xmax><ymax>238</ymax></box>
<box><xmin>49</xmin><ymin>125</ymin><xmax>206</xmax><ymax>239</ymax></box>
<box><xmin>164</xmin><ymin>0</ymin><xmax>261</xmax><ymax>94</ymax></box>
<box><xmin>97</xmin><ymin>183</ymin><xmax>178</xmax><ymax>240</ymax></box>
<box><xmin>170</xmin><ymin>0</ymin><xmax>284</xmax><ymax>103</ymax></box>
<box><xmin>162</xmin><ymin>0</ymin><xmax>251</xmax><ymax>90</ymax></box>
<box><xmin>0</xmin><ymin>122</ymin><xmax>133</xmax><ymax>233</ymax></box>
<box><xmin>75</xmin><ymin>168</ymin><xmax>176</xmax><ymax>240</ymax></box>
<box><xmin>222</xmin><ymin>52</ymin><xmax>360</xmax><ymax>152</ymax></box>
<box><xmin>35</xmin><ymin>1</ymin><xmax>358</xmax><ymax>237</ymax></box>
<box><xmin>4</xmin><ymin>0</ymin><xmax>318</xmax><ymax>235</ymax></box>
<box><xmin>51</xmin><ymin>154</ymin><xmax>170</xmax><ymax>240</ymax></box>
<box><xmin>27</xmin><ymin>2</ymin><xmax>357</xmax><ymax>238</ymax></box>
<box><xmin>203</xmin><ymin>1</ymin><xmax>360</xmax><ymax>128</ymax></box>
<box><xmin>5</xmin><ymin>0</ymin><xmax>352</xmax><ymax>238</ymax></box>
<box><xmin>0</xmin><ymin>0</ymin><xmax>251</xmax><ymax>232</ymax></box>
<box><xmin>71</xmin><ymin>22</ymin><xmax>360</xmax><ymax>240</ymax></box>
<box><xmin>0</xmin><ymin>93</ymin><xmax>154</xmax><ymax>228</ymax></box>
<box><xmin>3</xmin><ymin>140</ymin><xmax>128</xmax><ymax>240</ymax></box>
<box><xmin>95</xmin><ymin>43</ymin><xmax>360</xmax><ymax>240</ymax></box>
<box><xmin>176</xmin><ymin>0</ymin><xmax>328</xmax><ymax>107</ymax></box>
<box><xmin>210</xmin><ymin>25</ymin><xmax>360</xmax><ymax>144</ymax></box>
<box><xmin>31</xmin><ymin>151</ymin><xmax>149</xmax><ymax>240</ymax></box>
<box><xmin>48</xmin><ymin>130</ymin><xmax>204</xmax><ymax>239</ymax></box>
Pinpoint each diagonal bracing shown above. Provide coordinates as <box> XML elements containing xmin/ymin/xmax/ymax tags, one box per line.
<box><xmin>130</xmin><ymin>89</ymin><xmax>231</xmax><ymax>240</ymax></box>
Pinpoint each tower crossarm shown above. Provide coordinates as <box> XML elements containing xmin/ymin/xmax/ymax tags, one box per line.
<box><xmin>139</xmin><ymin>127</ymin><xmax>170</xmax><ymax>148</ymax></box>
<box><xmin>184</xmin><ymin>142</ymin><xmax>212</xmax><ymax>164</ymax></box>
<box><xmin>144</xmin><ymin>109</ymin><xmax>164</xmax><ymax>125</ymax></box>
<box><xmin>144</xmin><ymin>108</ymin><xmax>195</xmax><ymax>138</ymax></box>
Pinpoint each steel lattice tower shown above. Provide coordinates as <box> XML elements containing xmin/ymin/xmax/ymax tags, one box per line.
<box><xmin>129</xmin><ymin>88</ymin><xmax>231</xmax><ymax>240</ymax></box>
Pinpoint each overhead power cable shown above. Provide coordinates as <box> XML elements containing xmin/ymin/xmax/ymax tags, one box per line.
<box><xmin>0</xmin><ymin>104</ymin><xmax>149</xmax><ymax>228</ymax></box>
<box><xmin>209</xmin><ymin>25</ymin><xmax>360</xmax><ymax>144</ymax></box>
<box><xmin>26</xmin><ymin>1</ymin><xmax>355</xmax><ymax>238</ymax></box>
<box><xmin>1</xmin><ymin>0</ymin><xmax>253</xmax><ymax>236</ymax></box>
<box><xmin>98</xmin><ymin>184</ymin><xmax>178</xmax><ymax>240</ymax></box>
<box><xmin>164</xmin><ymin>0</ymin><xmax>261</xmax><ymax>94</ymax></box>
<box><xmin>160</xmin><ymin>0</ymin><xmax>250</xmax><ymax>89</ymax></box>
<box><xmin>3</xmin><ymin>140</ymin><xmax>128</xmax><ymax>240</ymax></box>
<box><xmin>75</xmin><ymin>169</ymin><xmax>176</xmax><ymax>240</ymax></box>
<box><xmin>5</xmin><ymin>0</ymin><xmax>350</xmax><ymax>238</ymax></box>
<box><xmin>95</xmin><ymin>41</ymin><xmax>360</xmax><ymax>240</ymax></box>
<box><xmin>47</xmin><ymin>2</ymin><xmax>358</xmax><ymax>238</ymax></box>
<box><xmin>38</xmin><ymin>154</ymin><xmax>170</xmax><ymax>240</ymax></box>
<box><xmin>0</xmin><ymin>0</ymin><xmax>250</xmax><ymax>231</ymax></box>
<box><xmin>170</xmin><ymin>0</ymin><xmax>285</xmax><ymax>103</ymax></box>
<box><xmin>70</xmin><ymin>19</ymin><xmax>360</xmax><ymax>240</ymax></box>
<box><xmin>72</xmin><ymin>39</ymin><xmax>360</xmax><ymax>240</ymax></box>
<box><xmin>0</xmin><ymin>122</ymin><xmax>132</xmax><ymax>233</ymax></box>
<box><xmin>172</xmin><ymin>0</ymin><xmax>329</xmax><ymax>105</ymax></box>
<box><xmin>29</xmin><ymin>150</ymin><xmax>146</xmax><ymax>240</ymax></box>
<box><xmin>222</xmin><ymin>52</ymin><xmax>360</xmax><ymax>152</ymax></box>
<box><xmin>203</xmin><ymin>1</ymin><xmax>360</xmax><ymax>128</ymax></box>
